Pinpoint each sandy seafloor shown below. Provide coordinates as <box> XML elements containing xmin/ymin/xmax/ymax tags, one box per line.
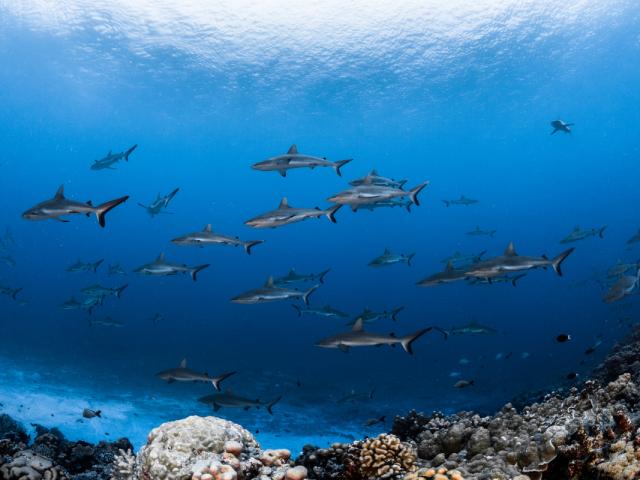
<box><xmin>0</xmin><ymin>354</ymin><xmax>381</xmax><ymax>454</ymax></box>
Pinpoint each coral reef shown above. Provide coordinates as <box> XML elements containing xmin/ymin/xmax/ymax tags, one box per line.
<box><xmin>358</xmin><ymin>434</ymin><xmax>415</xmax><ymax>479</ymax></box>
<box><xmin>388</xmin><ymin>372</ymin><xmax>640</xmax><ymax>479</ymax></box>
<box><xmin>111</xmin><ymin>416</ymin><xmax>309</xmax><ymax>480</ymax></box>
<box><xmin>0</xmin><ymin>420</ymin><xmax>131</xmax><ymax>479</ymax></box>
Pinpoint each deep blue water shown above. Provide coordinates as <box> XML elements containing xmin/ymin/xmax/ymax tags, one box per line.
<box><xmin>1</xmin><ymin>0</ymin><xmax>640</xmax><ymax>452</ymax></box>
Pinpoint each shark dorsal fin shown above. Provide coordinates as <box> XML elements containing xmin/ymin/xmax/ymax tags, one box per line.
<box><xmin>204</xmin><ymin>224</ymin><xmax>212</xmax><ymax>233</ymax></box>
<box><xmin>573</xmin><ymin>225</ymin><xmax>580</xmax><ymax>231</ymax></box>
<box><xmin>265</xmin><ymin>276</ymin><xmax>275</xmax><ymax>288</ymax></box>
<box><xmin>287</xmin><ymin>144</ymin><xmax>298</xmax><ymax>155</ymax></box>
<box><xmin>504</xmin><ymin>242</ymin><xmax>517</xmax><ymax>256</ymax></box>
<box><xmin>179</xmin><ymin>358</ymin><xmax>187</xmax><ymax>368</ymax></box>
<box><xmin>445</xmin><ymin>261</ymin><xmax>454</xmax><ymax>272</ymax></box>
<box><xmin>370</xmin><ymin>169</ymin><xmax>378</xmax><ymax>176</ymax></box>
<box><xmin>55</xmin><ymin>185</ymin><xmax>65</xmax><ymax>199</ymax></box>
<box><xmin>352</xmin><ymin>318</ymin><xmax>364</xmax><ymax>332</ymax></box>
<box><xmin>279</xmin><ymin>197</ymin><xmax>290</xmax><ymax>209</ymax></box>
<box><xmin>108</xmin><ymin>150</ymin><xmax>112</xmax><ymax>155</ymax></box>
<box><xmin>384</xmin><ymin>248</ymin><xmax>390</xmax><ymax>254</ymax></box>
<box><xmin>155</xmin><ymin>253</ymin><xmax>165</xmax><ymax>263</ymax></box>
<box><xmin>288</xmin><ymin>268</ymin><xmax>296</xmax><ymax>276</ymax></box>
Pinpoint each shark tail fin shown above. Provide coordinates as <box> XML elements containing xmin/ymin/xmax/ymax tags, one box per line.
<box><xmin>124</xmin><ymin>144</ymin><xmax>138</xmax><ymax>161</ymax></box>
<box><xmin>319</xmin><ymin>269</ymin><xmax>330</xmax><ymax>284</ymax></box>
<box><xmin>599</xmin><ymin>226</ymin><xmax>607</xmax><ymax>239</ymax></box>
<box><xmin>267</xmin><ymin>395</ymin><xmax>282</xmax><ymax>415</ymax></box>
<box><xmin>92</xmin><ymin>259</ymin><xmax>104</xmax><ymax>272</ymax></box>
<box><xmin>391</xmin><ymin>306</ymin><xmax>404</xmax><ymax>322</ymax></box>
<box><xmin>550</xmin><ymin>128</ymin><xmax>558</xmax><ymax>135</ymax></box>
<box><xmin>95</xmin><ymin>196</ymin><xmax>129</xmax><ymax>227</ymax></box>
<box><xmin>400</xmin><ymin>328</ymin><xmax>430</xmax><ymax>355</ymax></box>
<box><xmin>244</xmin><ymin>240</ymin><xmax>264</xmax><ymax>255</ymax></box>
<box><xmin>551</xmin><ymin>248</ymin><xmax>575</xmax><ymax>276</ymax></box>
<box><xmin>409</xmin><ymin>182</ymin><xmax>429</xmax><ymax>206</ymax></box>
<box><xmin>191</xmin><ymin>264</ymin><xmax>210</xmax><ymax>282</ymax></box>
<box><xmin>407</xmin><ymin>253</ymin><xmax>416</xmax><ymax>267</ymax></box>
<box><xmin>211</xmin><ymin>371</ymin><xmax>236</xmax><ymax>391</ymax></box>
<box><xmin>325</xmin><ymin>204</ymin><xmax>341</xmax><ymax>223</ymax></box>
<box><xmin>115</xmin><ymin>284</ymin><xmax>128</xmax><ymax>298</ymax></box>
<box><xmin>303</xmin><ymin>284</ymin><xmax>320</xmax><ymax>306</ymax></box>
<box><xmin>333</xmin><ymin>159</ymin><xmax>352</xmax><ymax>177</ymax></box>
<box><xmin>291</xmin><ymin>304</ymin><xmax>302</xmax><ymax>317</ymax></box>
<box><xmin>511</xmin><ymin>274</ymin><xmax>526</xmax><ymax>287</ymax></box>
<box><xmin>11</xmin><ymin>288</ymin><xmax>22</xmax><ymax>300</ymax></box>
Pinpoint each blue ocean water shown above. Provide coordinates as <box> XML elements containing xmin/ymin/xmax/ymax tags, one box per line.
<box><xmin>1</xmin><ymin>0</ymin><xmax>640</xmax><ymax>454</ymax></box>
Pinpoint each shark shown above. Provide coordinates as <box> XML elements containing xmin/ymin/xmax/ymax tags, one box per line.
<box><xmin>416</xmin><ymin>262</ymin><xmax>468</xmax><ymax>287</ymax></box>
<box><xmin>603</xmin><ymin>270</ymin><xmax>640</xmax><ymax>304</ymax></box>
<box><xmin>442</xmin><ymin>195</ymin><xmax>478</xmax><ymax>207</ymax></box>
<box><xmin>291</xmin><ymin>304</ymin><xmax>349</xmax><ymax>319</ymax></box>
<box><xmin>464</xmin><ymin>242</ymin><xmax>575</xmax><ymax>280</ymax></box>
<box><xmin>133</xmin><ymin>253</ymin><xmax>209</xmax><ymax>281</ymax></box>
<box><xmin>337</xmin><ymin>388</ymin><xmax>375</xmax><ymax>403</ymax></box>
<box><xmin>90</xmin><ymin>144</ymin><xmax>137</xmax><ymax>170</ymax></box>
<box><xmin>315</xmin><ymin>318</ymin><xmax>447</xmax><ymax>355</ymax></box>
<box><xmin>349</xmin><ymin>170</ymin><xmax>407</xmax><ymax>189</ymax></box>
<box><xmin>22</xmin><ymin>185</ymin><xmax>129</xmax><ymax>228</ymax></box>
<box><xmin>137</xmin><ymin>188</ymin><xmax>180</xmax><ymax>217</ymax></box>
<box><xmin>347</xmin><ymin>306</ymin><xmax>405</xmax><ymax>325</ymax></box>
<box><xmin>440</xmin><ymin>250</ymin><xmax>486</xmax><ymax>268</ymax></box>
<box><xmin>81</xmin><ymin>284</ymin><xmax>128</xmax><ymax>299</ymax></box>
<box><xmin>466</xmin><ymin>226</ymin><xmax>496</xmax><ymax>237</ymax></box>
<box><xmin>231</xmin><ymin>277</ymin><xmax>319</xmax><ymax>305</ymax></box>
<box><xmin>156</xmin><ymin>359</ymin><xmax>235</xmax><ymax>391</ymax></box>
<box><xmin>89</xmin><ymin>316</ymin><xmax>124</xmax><ymax>328</ymax></box>
<box><xmin>368</xmin><ymin>249</ymin><xmax>415</xmax><ymax>267</ymax></box>
<box><xmin>274</xmin><ymin>268</ymin><xmax>330</xmax><ymax>285</ymax></box>
<box><xmin>80</xmin><ymin>295</ymin><xmax>104</xmax><ymax>314</ymax></box>
<box><xmin>327</xmin><ymin>180</ymin><xmax>429</xmax><ymax>212</ymax></box>
<box><xmin>198</xmin><ymin>390</ymin><xmax>282</xmax><ymax>414</ymax></box>
<box><xmin>245</xmin><ymin>198</ymin><xmax>341</xmax><ymax>228</ymax></box>
<box><xmin>357</xmin><ymin>199</ymin><xmax>413</xmax><ymax>213</ymax></box>
<box><xmin>560</xmin><ymin>225</ymin><xmax>606</xmax><ymax>244</ymax></box>
<box><xmin>626</xmin><ymin>230</ymin><xmax>640</xmax><ymax>246</ymax></box>
<box><xmin>0</xmin><ymin>255</ymin><xmax>16</xmax><ymax>267</ymax></box>
<box><xmin>251</xmin><ymin>144</ymin><xmax>352</xmax><ymax>177</ymax></box>
<box><xmin>550</xmin><ymin>120</ymin><xmax>573</xmax><ymax>134</ymax></box>
<box><xmin>108</xmin><ymin>263</ymin><xmax>127</xmax><ymax>276</ymax></box>
<box><xmin>607</xmin><ymin>261</ymin><xmax>638</xmax><ymax>278</ymax></box>
<box><xmin>0</xmin><ymin>286</ymin><xmax>22</xmax><ymax>300</ymax></box>
<box><xmin>447</xmin><ymin>320</ymin><xmax>497</xmax><ymax>335</ymax></box>
<box><xmin>171</xmin><ymin>224</ymin><xmax>264</xmax><ymax>255</ymax></box>
<box><xmin>60</xmin><ymin>297</ymin><xmax>81</xmax><ymax>310</ymax></box>
<box><xmin>466</xmin><ymin>274</ymin><xmax>526</xmax><ymax>287</ymax></box>
<box><xmin>66</xmin><ymin>259</ymin><xmax>104</xmax><ymax>273</ymax></box>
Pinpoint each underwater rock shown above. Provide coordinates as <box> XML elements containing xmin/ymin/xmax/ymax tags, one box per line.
<box><xmin>134</xmin><ymin>416</ymin><xmax>260</xmax><ymax>480</ymax></box>
<box><xmin>391</xmin><ymin>370</ymin><xmax>640</xmax><ymax>479</ymax></box>
<box><xmin>0</xmin><ymin>416</ymin><xmax>131</xmax><ymax>480</ymax></box>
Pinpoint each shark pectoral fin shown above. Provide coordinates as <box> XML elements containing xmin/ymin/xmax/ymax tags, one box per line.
<box><xmin>278</xmin><ymin>169</ymin><xmax>287</xmax><ymax>177</ymax></box>
<box><xmin>167</xmin><ymin>378</ymin><xmax>175</xmax><ymax>384</ymax></box>
<box><xmin>338</xmin><ymin>344</ymin><xmax>350</xmax><ymax>353</ymax></box>
<box><xmin>213</xmin><ymin>403</ymin><xmax>221</xmax><ymax>412</ymax></box>
<box><xmin>54</xmin><ymin>218</ymin><xmax>70</xmax><ymax>223</ymax></box>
